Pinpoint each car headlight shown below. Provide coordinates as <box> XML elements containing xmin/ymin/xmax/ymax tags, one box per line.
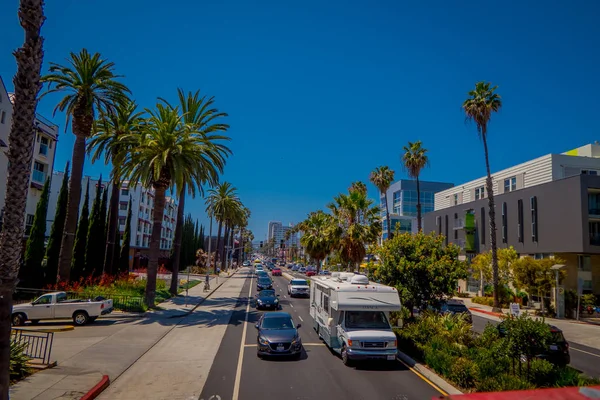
<box><xmin>274</xmin><ymin>298</ymin><xmax>279</xmax><ymax>303</ymax></box>
<box><xmin>259</xmin><ymin>336</ymin><xmax>269</xmax><ymax>345</ymax></box>
<box><xmin>291</xmin><ymin>336</ymin><xmax>301</xmax><ymax>345</ymax></box>
<box><xmin>387</xmin><ymin>340</ymin><xmax>397</xmax><ymax>348</ymax></box>
<box><xmin>257</xmin><ymin>299</ymin><xmax>263</xmax><ymax>304</ymax></box>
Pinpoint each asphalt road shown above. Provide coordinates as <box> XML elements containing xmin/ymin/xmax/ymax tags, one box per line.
<box><xmin>199</xmin><ymin>268</ymin><xmax>442</xmax><ymax>400</ymax></box>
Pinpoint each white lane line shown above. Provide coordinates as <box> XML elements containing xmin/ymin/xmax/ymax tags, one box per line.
<box><xmin>298</xmin><ymin>316</ymin><xmax>303</xmax><ymax>322</ymax></box>
<box><xmin>283</xmin><ymin>295</ymin><xmax>287</xmax><ymax>299</ymax></box>
<box><xmin>571</xmin><ymin>347</ymin><xmax>600</xmax><ymax>358</ymax></box>
<box><xmin>232</xmin><ymin>275</ymin><xmax>253</xmax><ymax>400</ymax></box>
<box><xmin>290</xmin><ymin>304</ymin><xmax>294</xmax><ymax>308</ymax></box>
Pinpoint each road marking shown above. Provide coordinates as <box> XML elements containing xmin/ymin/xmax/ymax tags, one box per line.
<box><xmin>570</xmin><ymin>346</ymin><xmax>600</xmax><ymax>358</ymax></box>
<box><xmin>396</xmin><ymin>358</ymin><xmax>448</xmax><ymax>396</ymax></box>
<box><xmin>298</xmin><ymin>316</ymin><xmax>303</xmax><ymax>322</ymax></box>
<box><xmin>283</xmin><ymin>295</ymin><xmax>287</xmax><ymax>299</ymax></box>
<box><xmin>232</xmin><ymin>275</ymin><xmax>253</xmax><ymax>400</ymax></box>
<box><xmin>290</xmin><ymin>304</ymin><xmax>294</xmax><ymax>308</ymax></box>
<box><xmin>244</xmin><ymin>343</ymin><xmax>324</xmax><ymax>348</ymax></box>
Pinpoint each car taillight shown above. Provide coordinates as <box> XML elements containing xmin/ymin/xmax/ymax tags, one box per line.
<box><xmin>101</xmin><ymin>303</ymin><xmax>104</xmax><ymax>309</ymax></box>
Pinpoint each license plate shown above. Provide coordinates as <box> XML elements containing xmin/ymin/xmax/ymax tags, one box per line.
<box><xmin>549</xmin><ymin>345</ymin><xmax>558</xmax><ymax>351</ymax></box>
<box><xmin>277</xmin><ymin>344</ymin><xmax>284</xmax><ymax>351</ymax></box>
<box><xmin>387</xmin><ymin>355</ymin><xmax>396</xmax><ymax>360</ymax></box>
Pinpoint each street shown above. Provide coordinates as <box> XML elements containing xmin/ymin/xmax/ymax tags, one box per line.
<box><xmin>199</xmin><ymin>267</ymin><xmax>442</xmax><ymax>400</ymax></box>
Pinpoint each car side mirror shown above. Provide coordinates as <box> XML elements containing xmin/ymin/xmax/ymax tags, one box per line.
<box><xmin>255</xmin><ymin>323</ymin><xmax>259</xmax><ymax>329</ymax></box>
<box><xmin>277</xmin><ymin>294</ymin><xmax>280</xmax><ymax>297</ymax></box>
<box><xmin>296</xmin><ymin>323</ymin><xmax>301</xmax><ymax>329</ymax></box>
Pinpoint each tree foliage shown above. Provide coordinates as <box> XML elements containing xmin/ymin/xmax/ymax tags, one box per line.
<box><xmin>512</xmin><ymin>257</ymin><xmax>566</xmax><ymax>298</ymax></box>
<box><xmin>118</xmin><ymin>197</ymin><xmax>132</xmax><ymax>274</ymax></box>
<box><xmin>86</xmin><ymin>177</ymin><xmax>105</xmax><ymax>277</ymax></box>
<box><xmin>45</xmin><ymin>162</ymin><xmax>69</xmax><ymax>285</ymax></box>
<box><xmin>376</xmin><ymin>232</ymin><xmax>468</xmax><ymax>312</ymax></box>
<box><xmin>471</xmin><ymin>246</ymin><xmax>518</xmax><ymax>285</ymax></box>
<box><xmin>22</xmin><ymin>178</ymin><xmax>50</xmax><ymax>288</ymax></box>
<box><xmin>293</xmin><ymin>210</ymin><xmax>334</xmax><ymax>272</ymax></box>
<box><xmin>71</xmin><ymin>181</ymin><xmax>90</xmax><ymax>280</ymax></box>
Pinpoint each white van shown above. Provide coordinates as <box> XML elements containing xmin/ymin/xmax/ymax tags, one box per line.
<box><xmin>309</xmin><ymin>272</ymin><xmax>402</xmax><ymax>366</ymax></box>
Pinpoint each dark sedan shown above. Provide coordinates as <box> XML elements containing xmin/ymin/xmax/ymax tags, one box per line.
<box><xmin>255</xmin><ymin>290</ymin><xmax>280</xmax><ymax>310</ymax></box>
<box><xmin>256</xmin><ymin>270</ymin><xmax>269</xmax><ymax>279</ymax></box>
<box><xmin>498</xmin><ymin>322</ymin><xmax>570</xmax><ymax>366</ymax></box>
<box><xmin>256</xmin><ymin>312</ymin><xmax>302</xmax><ymax>359</ymax></box>
<box><xmin>256</xmin><ymin>277</ymin><xmax>273</xmax><ymax>291</ymax></box>
<box><xmin>440</xmin><ymin>301</ymin><xmax>472</xmax><ymax>324</ymax></box>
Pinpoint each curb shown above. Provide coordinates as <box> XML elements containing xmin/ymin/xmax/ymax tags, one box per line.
<box><xmin>396</xmin><ymin>350</ymin><xmax>462</xmax><ymax>396</ymax></box>
<box><xmin>106</xmin><ymin>312</ymin><xmax>147</xmax><ymax>319</ymax></box>
<box><xmin>80</xmin><ymin>374</ymin><xmax>110</xmax><ymax>400</ymax></box>
<box><xmin>14</xmin><ymin>325</ymin><xmax>74</xmax><ymax>332</ymax></box>
<box><xmin>469</xmin><ymin>307</ymin><xmax>504</xmax><ymax>318</ymax></box>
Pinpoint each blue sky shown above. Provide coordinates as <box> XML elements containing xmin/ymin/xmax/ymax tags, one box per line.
<box><xmin>1</xmin><ymin>0</ymin><xmax>599</xmax><ymax>240</ymax></box>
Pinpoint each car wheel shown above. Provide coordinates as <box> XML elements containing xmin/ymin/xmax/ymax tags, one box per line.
<box><xmin>73</xmin><ymin>311</ymin><xmax>89</xmax><ymax>326</ymax></box>
<box><xmin>341</xmin><ymin>345</ymin><xmax>353</xmax><ymax>367</ymax></box>
<box><xmin>11</xmin><ymin>313</ymin><xmax>25</xmax><ymax>326</ymax></box>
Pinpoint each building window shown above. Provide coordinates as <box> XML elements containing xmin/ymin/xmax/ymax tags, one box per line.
<box><xmin>504</xmin><ymin>176</ymin><xmax>517</xmax><ymax>192</ymax></box>
<box><xmin>436</xmin><ymin>216</ymin><xmax>441</xmax><ymax>235</ymax></box>
<box><xmin>453</xmin><ymin>194</ymin><xmax>458</xmax><ymax>206</ymax></box>
<box><xmin>32</xmin><ymin>161</ymin><xmax>46</xmax><ymax>183</ymax></box>
<box><xmin>444</xmin><ymin>215</ymin><xmax>448</xmax><ymax>245</ymax></box>
<box><xmin>530</xmin><ymin>196</ymin><xmax>538</xmax><ymax>242</ymax></box>
<box><xmin>136</xmin><ymin>235</ymin><xmax>140</xmax><ymax>246</ymax></box>
<box><xmin>480</xmin><ymin>207</ymin><xmax>485</xmax><ymax>245</ymax></box>
<box><xmin>475</xmin><ymin>186</ymin><xmax>485</xmax><ymax>200</ymax></box>
<box><xmin>590</xmin><ymin>221</ymin><xmax>600</xmax><ymax>245</ymax></box>
<box><xmin>582</xmin><ymin>169</ymin><xmax>599</xmax><ymax>175</ymax></box>
<box><xmin>454</xmin><ymin>213</ymin><xmax>458</xmax><ymax>240</ymax></box>
<box><xmin>119</xmin><ymin>216</ymin><xmax>126</xmax><ymax>226</ymax></box>
<box><xmin>119</xmin><ymin>202</ymin><xmax>128</xmax><ymax>211</ymax></box>
<box><xmin>578</xmin><ymin>255</ymin><xmax>592</xmax><ymax>272</ymax></box>
<box><xmin>121</xmin><ymin>188</ymin><xmax>129</xmax><ymax>196</ymax></box>
<box><xmin>517</xmin><ymin>199</ymin><xmax>524</xmax><ymax>243</ymax></box>
<box><xmin>137</xmin><ymin>224</ymin><xmax>141</xmax><ymax>232</ymax></box>
<box><xmin>26</xmin><ymin>214</ymin><xmax>34</xmax><ymax>226</ymax></box>
<box><xmin>502</xmin><ymin>202</ymin><xmax>507</xmax><ymax>243</ymax></box>
<box><xmin>39</xmin><ymin>136</ymin><xmax>49</xmax><ymax>156</ymax></box>
<box><xmin>0</xmin><ymin>111</ymin><xmax>5</xmax><ymax>124</ymax></box>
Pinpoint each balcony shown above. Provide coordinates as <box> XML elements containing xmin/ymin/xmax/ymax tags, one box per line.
<box><xmin>31</xmin><ymin>170</ymin><xmax>46</xmax><ymax>184</ymax></box>
<box><xmin>39</xmin><ymin>144</ymin><xmax>48</xmax><ymax>156</ymax></box>
<box><xmin>589</xmin><ymin>208</ymin><xmax>600</xmax><ymax>219</ymax></box>
<box><xmin>591</xmin><ymin>234</ymin><xmax>600</xmax><ymax>246</ymax></box>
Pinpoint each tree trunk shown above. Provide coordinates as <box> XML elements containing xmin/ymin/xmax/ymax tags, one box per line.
<box><xmin>221</xmin><ymin>224</ymin><xmax>230</xmax><ymax>271</ymax></box>
<box><xmin>384</xmin><ymin>191</ymin><xmax>392</xmax><ymax>240</ymax></box>
<box><xmin>482</xmin><ymin>132</ymin><xmax>500</xmax><ymax>311</ymax></box>
<box><xmin>316</xmin><ymin>258</ymin><xmax>321</xmax><ymax>274</ymax></box>
<box><xmin>103</xmin><ymin>177</ymin><xmax>120</xmax><ymax>275</ymax></box>
<box><xmin>214</xmin><ymin>220</ymin><xmax>222</xmax><ymax>274</ymax></box>
<box><xmin>58</xmin><ymin>134</ymin><xmax>86</xmax><ymax>282</ymax></box>
<box><xmin>0</xmin><ymin>1</ymin><xmax>45</xmax><ymax>397</ymax></box>
<box><xmin>169</xmin><ymin>184</ymin><xmax>185</xmax><ymax>295</ymax></box>
<box><xmin>416</xmin><ymin>176</ymin><xmax>422</xmax><ymax>232</ymax></box>
<box><xmin>146</xmin><ymin>184</ymin><xmax>167</xmax><ymax>307</ymax></box>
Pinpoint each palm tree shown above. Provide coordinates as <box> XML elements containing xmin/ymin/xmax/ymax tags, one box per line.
<box><xmin>349</xmin><ymin>181</ymin><xmax>367</xmax><ymax>196</ymax></box>
<box><xmin>89</xmin><ymin>99</ymin><xmax>144</xmax><ymax>275</ymax></box>
<box><xmin>162</xmin><ymin>89</ymin><xmax>230</xmax><ymax>293</ymax></box>
<box><xmin>402</xmin><ymin>141</ymin><xmax>429</xmax><ymax>232</ymax></box>
<box><xmin>121</xmin><ymin>103</ymin><xmax>225</xmax><ymax>307</ymax></box>
<box><xmin>463</xmin><ymin>81</ymin><xmax>502</xmax><ymax>310</ymax></box>
<box><xmin>328</xmin><ymin>189</ymin><xmax>382</xmax><ymax>270</ymax></box>
<box><xmin>205</xmin><ymin>182</ymin><xmax>240</xmax><ymax>273</ymax></box>
<box><xmin>0</xmin><ymin>1</ymin><xmax>45</xmax><ymax>395</ymax></box>
<box><xmin>42</xmin><ymin>49</ymin><xmax>130</xmax><ymax>282</ymax></box>
<box><xmin>370</xmin><ymin>166</ymin><xmax>395</xmax><ymax>239</ymax></box>
<box><xmin>294</xmin><ymin>211</ymin><xmax>333</xmax><ymax>273</ymax></box>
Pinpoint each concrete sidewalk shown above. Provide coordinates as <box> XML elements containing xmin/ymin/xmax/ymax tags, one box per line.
<box><xmin>98</xmin><ymin>271</ymin><xmax>248</xmax><ymax>399</ymax></box>
<box><xmin>456</xmin><ymin>296</ymin><xmax>600</xmax><ymax>350</ymax></box>
<box><xmin>9</xmin><ymin>274</ymin><xmax>227</xmax><ymax>400</ymax></box>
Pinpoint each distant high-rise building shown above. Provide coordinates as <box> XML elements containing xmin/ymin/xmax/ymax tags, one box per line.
<box><xmin>267</xmin><ymin>221</ymin><xmax>300</xmax><ymax>247</ymax></box>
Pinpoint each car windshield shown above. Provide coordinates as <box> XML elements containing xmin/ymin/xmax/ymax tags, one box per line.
<box><xmin>447</xmin><ymin>304</ymin><xmax>469</xmax><ymax>313</ymax></box>
<box><xmin>345</xmin><ymin>311</ymin><xmax>390</xmax><ymax>330</ymax></box>
<box><xmin>291</xmin><ymin>280</ymin><xmax>307</xmax><ymax>286</ymax></box>
<box><xmin>258</xmin><ymin>278</ymin><xmax>271</xmax><ymax>285</ymax></box>
<box><xmin>262</xmin><ymin>316</ymin><xmax>295</xmax><ymax>330</ymax></box>
<box><xmin>258</xmin><ymin>290</ymin><xmax>275</xmax><ymax>298</ymax></box>
<box><xmin>551</xmin><ymin>331</ymin><xmax>566</xmax><ymax>343</ymax></box>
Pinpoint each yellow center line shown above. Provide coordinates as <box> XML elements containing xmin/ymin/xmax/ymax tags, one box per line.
<box><xmin>396</xmin><ymin>358</ymin><xmax>448</xmax><ymax>396</ymax></box>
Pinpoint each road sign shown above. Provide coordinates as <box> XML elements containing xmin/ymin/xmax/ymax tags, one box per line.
<box><xmin>509</xmin><ymin>303</ymin><xmax>520</xmax><ymax>317</ymax></box>
<box><xmin>578</xmin><ymin>277</ymin><xmax>584</xmax><ymax>295</ymax></box>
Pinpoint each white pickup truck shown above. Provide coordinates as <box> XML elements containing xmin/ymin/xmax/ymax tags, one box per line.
<box><xmin>12</xmin><ymin>292</ymin><xmax>113</xmax><ymax>326</ymax></box>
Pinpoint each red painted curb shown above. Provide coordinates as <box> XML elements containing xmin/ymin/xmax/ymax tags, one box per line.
<box><xmin>469</xmin><ymin>307</ymin><xmax>504</xmax><ymax>317</ymax></box>
<box><xmin>80</xmin><ymin>374</ymin><xmax>110</xmax><ymax>400</ymax></box>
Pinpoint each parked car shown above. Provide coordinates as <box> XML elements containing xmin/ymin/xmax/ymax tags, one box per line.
<box><xmin>255</xmin><ymin>311</ymin><xmax>302</xmax><ymax>359</ymax></box>
<box><xmin>288</xmin><ymin>279</ymin><xmax>310</xmax><ymax>298</ymax></box>
<box><xmin>256</xmin><ymin>271</ymin><xmax>269</xmax><ymax>279</ymax></box>
<box><xmin>497</xmin><ymin>322</ymin><xmax>570</xmax><ymax>366</ymax></box>
<box><xmin>299</xmin><ymin>267</ymin><xmax>307</xmax><ymax>273</ymax></box>
<box><xmin>432</xmin><ymin>300</ymin><xmax>473</xmax><ymax>324</ymax></box>
<box><xmin>306</xmin><ymin>270</ymin><xmax>316</xmax><ymax>277</ymax></box>
<box><xmin>12</xmin><ymin>292</ymin><xmax>113</xmax><ymax>326</ymax></box>
<box><xmin>291</xmin><ymin>265</ymin><xmax>300</xmax><ymax>271</ymax></box>
<box><xmin>319</xmin><ymin>270</ymin><xmax>330</xmax><ymax>275</ymax></box>
<box><xmin>255</xmin><ymin>290</ymin><xmax>281</xmax><ymax>310</ymax></box>
<box><xmin>257</xmin><ymin>277</ymin><xmax>273</xmax><ymax>291</ymax></box>
<box><xmin>272</xmin><ymin>268</ymin><xmax>282</xmax><ymax>276</ymax></box>
<box><xmin>243</xmin><ymin>261</ymin><xmax>250</xmax><ymax>267</ymax></box>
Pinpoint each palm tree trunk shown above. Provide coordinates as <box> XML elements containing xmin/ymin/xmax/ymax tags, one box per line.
<box><xmin>482</xmin><ymin>132</ymin><xmax>500</xmax><ymax>311</ymax></box>
<box><xmin>384</xmin><ymin>191</ymin><xmax>392</xmax><ymax>240</ymax></box>
<box><xmin>58</xmin><ymin>134</ymin><xmax>86</xmax><ymax>282</ymax></box>
<box><xmin>169</xmin><ymin>184</ymin><xmax>185</xmax><ymax>295</ymax></box>
<box><xmin>146</xmin><ymin>184</ymin><xmax>167</xmax><ymax>307</ymax></box>
<box><xmin>0</xmin><ymin>2</ymin><xmax>44</xmax><ymax>397</ymax></box>
<box><xmin>221</xmin><ymin>223</ymin><xmax>230</xmax><ymax>271</ymax></box>
<box><xmin>214</xmin><ymin>220</ymin><xmax>222</xmax><ymax>274</ymax></box>
<box><xmin>103</xmin><ymin>177</ymin><xmax>120</xmax><ymax>275</ymax></box>
<box><xmin>416</xmin><ymin>176</ymin><xmax>422</xmax><ymax>231</ymax></box>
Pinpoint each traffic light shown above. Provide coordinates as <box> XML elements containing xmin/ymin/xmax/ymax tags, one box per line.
<box><xmin>260</xmin><ymin>241</ymin><xmax>263</xmax><ymax>248</ymax></box>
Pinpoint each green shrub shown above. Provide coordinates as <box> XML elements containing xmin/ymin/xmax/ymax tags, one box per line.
<box><xmin>581</xmin><ymin>294</ymin><xmax>596</xmax><ymax>309</ymax></box>
<box><xmin>527</xmin><ymin>358</ymin><xmax>555</xmax><ymax>387</ymax></box>
<box><xmin>552</xmin><ymin>365</ymin><xmax>600</xmax><ymax>387</ymax></box>
<box><xmin>476</xmin><ymin>373</ymin><xmax>534</xmax><ymax>392</ymax></box>
<box><xmin>456</xmin><ymin>292</ymin><xmax>470</xmax><ymax>298</ymax></box>
<box><xmin>10</xmin><ymin>341</ymin><xmax>31</xmax><ymax>382</ymax></box>
<box><xmin>424</xmin><ymin>340</ymin><xmax>455</xmax><ymax>377</ymax></box>
<box><xmin>448</xmin><ymin>357</ymin><xmax>477</xmax><ymax>389</ymax></box>
<box><xmin>472</xmin><ymin>296</ymin><xmax>494</xmax><ymax>307</ymax></box>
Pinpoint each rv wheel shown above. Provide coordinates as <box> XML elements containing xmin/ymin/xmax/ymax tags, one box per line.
<box><xmin>341</xmin><ymin>346</ymin><xmax>353</xmax><ymax>367</ymax></box>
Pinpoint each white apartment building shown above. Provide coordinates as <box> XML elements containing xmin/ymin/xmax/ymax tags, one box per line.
<box><xmin>267</xmin><ymin>220</ymin><xmax>300</xmax><ymax>247</ymax></box>
<box><xmin>47</xmin><ymin>171</ymin><xmax>178</xmax><ymax>263</ymax></box>
<box><xmin>0</xmin><ymin>76</ymin><xmax>59</xmax><ymax>236</ymax></box>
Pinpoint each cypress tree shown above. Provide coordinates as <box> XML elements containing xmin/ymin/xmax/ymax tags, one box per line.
<box><xmin>119</xmin><ymin>197</ymin><xmax>132</xmax><ymax>274</ymax></box>
<box><xmin>21</xmin><ymin>178</ymin><xmax>50</xmax><ymax>288</ymax></box>
<box><xmin>199</xmin><ymin>224</ymin><xmax>205</xmax><ymax>250</ymax></box>
<box><xmin>99</xmin><ymin>185</ymin><xmax>108</xmax><ymax>270</ymax></box>
<box><xmin>86</xmin><ymin>176</ymin><xmax>104</xmax><ymax>277</ymax></box>
<box><xmin>113</xmin><ymin>231</ymin><xmax>121</xmax><ymax>274</ymax></box>
<box><xmin>72</xmin><ymin>181</ymin><xmax>90</xmax><ymax>280</ymax></box>
<box><xmin>45</xmin><ymin>162</ymin><xmax>69</xmax><ymax>286</ymax></box>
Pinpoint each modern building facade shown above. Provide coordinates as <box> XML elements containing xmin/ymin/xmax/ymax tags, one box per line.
<box><xmin>424</xmin><ymin>143</ymin><xmax>600</xmax><ymax>295</ymax></box>
<box><xmin>0</xmin><ymin>76</ymin><xmax>59</xmax><ymax>236</ymax></box>
<box><xmin>47</xmin><ymin>171</ymin><xmax>178</xmax><ymax>266</ymax></box>
<box><xmin>267</xmin><ymin>221</ymin><xmax>300</xmax><ymax>247</ymax></box>
<box><xmin>380</xmin><ymin>179</ymin><xmax>454</xmax><ymax>239</ymax></box>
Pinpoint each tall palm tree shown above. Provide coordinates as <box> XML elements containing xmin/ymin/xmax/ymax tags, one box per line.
<box><xmin>0</xmin><ymin>1</ymin><xmax>45</xmax><ymax>395</ymax></box>
<box><xmin>370</xmin><ymin>166</ymin><xmax>395</xmax><ymax>239</ymax></box>
<box><xmin>463</xmin><ymin>81</ymin><xmax>502</xmax><ymax>310</ymax></box>
<box><xmin>402</xmin><ymin>141</ymin><xmax>429</xmax><ymax>232</ymax></box>
<box><xmin>294</xmin><ymin>211</ymin><xmax>333</xmax><ymax>273</ymax></box>
<box><xmin>161</xmin><ymin>89</ymin><xmax>230</xmax><ymax>293</ymax></box>
<box><xmin>205</xmin><ymin>182</ymin><xmax>240</xmax><ymax>273</ymax></box>
<box><xmin>328</xmin><ymin>189</ymin><xmax>382</xmax><ymax>270</ymax></box>
<box><xmin>88</xmin><ymin>99</ymin><xmax>144</xmax><ymax>275</ymax></box>
<box><xmin>349</xmin><ymin>181</ymin><xmax>367</xmax><ymax>196</ymax></box>
<box><xmin>121</xmin><ymin>103</ymin><xmax>225</xmax><ymax>307</ymax></box>
<box><xmin>41</xmin><ymin>49</ymin><xmax>130</xmax><ymax>282</ymax></box>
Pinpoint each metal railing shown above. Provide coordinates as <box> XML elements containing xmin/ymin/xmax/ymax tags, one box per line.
<box><xmin>31</xmin><ymin>170</ymin><xmax>46</xmax><ymax>183</ymax></box>
<box><xmin>11</xmin><ymin>328</ymin><xmax>54</xmax><ymax>365</ymax></box>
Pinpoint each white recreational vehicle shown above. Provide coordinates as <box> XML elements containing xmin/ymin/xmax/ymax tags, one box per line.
<box><xmin>309</xmin><ymin>272</ymin><xmax>402</xmax><ymax>366</ymax></box>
